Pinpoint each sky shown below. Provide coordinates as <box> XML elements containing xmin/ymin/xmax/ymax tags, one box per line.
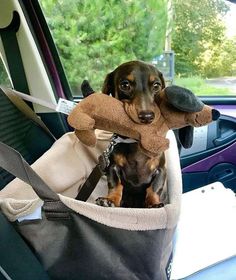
<box><xmin>224</xmin><ymin>2</ymin><xmax>236</xmax><ymax>38</ymax></box>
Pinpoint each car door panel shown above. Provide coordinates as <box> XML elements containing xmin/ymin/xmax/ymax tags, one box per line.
<box><xmin>181</xmin><ymin>108</ymin><xmax>236</xmax><ymax>193</ymax></box>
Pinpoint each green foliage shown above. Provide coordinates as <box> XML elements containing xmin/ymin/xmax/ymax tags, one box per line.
<box><xmin>0</xmin><ymin>58</ymin><xmax>11</xmax><ymax>86</ymax></box>
<box><xmin>172</xmin><ymin>0</ymin><xmax>236</xmax><ymax>78</ymax></box>
<box><xmin>197</xmin><ymin>37</ymin><xmax>236</xmax><ymax>77</ymax></box>
<box><xmin>40</xmin><ymin>0</ymin><xmax>168</xmax><ymax>95</ymax></box>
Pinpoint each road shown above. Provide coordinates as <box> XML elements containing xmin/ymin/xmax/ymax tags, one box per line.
<box><xmin>206</xmin><ymin>77</ymin><xmax>236</xmax><ymax>93</ymax></box>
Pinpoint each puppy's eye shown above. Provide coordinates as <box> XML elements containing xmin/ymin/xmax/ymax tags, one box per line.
<box><xmin>153</xmin><ymin>81</ymin><xmax>161</xmax><ymax>92</ymax></box>
<box><xmin>119</xmin><ymin>80</ymin><xmax>131</xmax><ymax>92</ymax></box>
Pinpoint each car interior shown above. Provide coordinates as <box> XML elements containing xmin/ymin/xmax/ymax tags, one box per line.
<box><xmin>0</xmin><ymin>0</ymin><xmax>236</xmax><ymax>279</ymax></box>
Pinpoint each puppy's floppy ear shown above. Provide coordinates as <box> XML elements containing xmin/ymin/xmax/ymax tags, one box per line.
<box><xmin>102</xmin><ymin>72</ymin><xmax>115</xmax><ymax>96</ymax></box>
<box><xmin>165</xmin><ymin>85</ymin><xmax>204</xmax><ymax>112</ymax></box>
<box><xmin>176</xmin><ymin>126</ymin><xmax>194</xmax><ymax>149</ymax></box>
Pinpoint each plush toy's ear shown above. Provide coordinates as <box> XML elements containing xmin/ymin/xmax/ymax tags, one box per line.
<box><xmin>102</xmin><ymin>72</ymin><xmax>115</xmax><ymax>96</ymax></box>
<box><xmin>176</xmin><ymin>126</ymin><xmax>194</xmax><ymax>149</ymax></box>
<box><xmin>165</xmin><ymin>85</ymin><xmax>204</xmax><ymax>112</ymax></box>
<box><xmin>81</xmin><ymin>80</ymin><xmax>95</xmax><ymax>97</ymax></box>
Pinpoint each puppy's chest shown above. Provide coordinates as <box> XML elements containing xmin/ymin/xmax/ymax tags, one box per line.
<box><xmin>112</xmin><ymin>143</ymin><xmax>159</xmax><ymax>185</ymax></box>
<box><xmin>112</xmin><ymin>143</ymin><xmax>147</xmax><ymax>166</ymax></box>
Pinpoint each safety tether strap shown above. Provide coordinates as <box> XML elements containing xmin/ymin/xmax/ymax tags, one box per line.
<box><xmin>75</xmin><ymin>165</ymin><xmax>104</xmax><ymax>201</ymax></box>
<box><xmin>75</xmin><ymin>134</ymin><xmax>119</xmax><ymax>201</ymax></box>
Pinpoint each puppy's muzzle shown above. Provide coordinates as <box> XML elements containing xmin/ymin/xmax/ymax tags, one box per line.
<box><xmin>138</xmin><ymin>110</ymin><xmax>155</xmax><ymax>124</ymax></box>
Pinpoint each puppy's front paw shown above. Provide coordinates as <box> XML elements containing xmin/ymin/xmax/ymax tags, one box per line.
<box><xmin>96</xmin><ymin>197</ymin><xmax>116</xmax><ymax>207</ymax></box>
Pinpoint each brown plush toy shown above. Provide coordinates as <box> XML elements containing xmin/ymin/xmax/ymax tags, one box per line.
<box><xmin>67</xmin><ymin>85</ymin><xmax>220</xmax><ymax>156</ymax></box>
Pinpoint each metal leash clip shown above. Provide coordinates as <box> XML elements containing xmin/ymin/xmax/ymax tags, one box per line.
<box><xmin>98</xmin><ymin>134</ymin><xmax>118</xmax><ymax>173</ymax></box>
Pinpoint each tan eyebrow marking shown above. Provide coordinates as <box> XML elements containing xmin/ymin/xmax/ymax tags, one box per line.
<box><xmin>126</xmin><ymin>74</ymin><xmax>135</xmax><ymax>81</ymax></box>
<box><xmin>149</xmin><ymin>75</ymin><xmax>157</xmax><ymax>82</ymax></box>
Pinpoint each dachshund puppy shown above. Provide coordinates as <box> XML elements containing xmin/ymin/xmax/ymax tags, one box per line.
<box><xmin>96</xmin><ymin>60</ymin><xmax>167</xmax><ymax>208</ymax></box>
<box><xmin>70</xmin><ymin>62</ymin><xmax>220</xmax><ymax>208</ymax></box>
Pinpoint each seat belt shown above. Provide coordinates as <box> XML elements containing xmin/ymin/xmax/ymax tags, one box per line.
<box><xmin>0</xmin><ymin>12</ymin><xmax>103</xmax><ymax>199</ymax></box>
<box><xmin>0</xmin><ymin>11</ymin><xmax>30</xmax><ymax>94</ymax></box>
<box><xmin>0</xmin><ymin>11</ymin><xmax>56</xmax><ymax>141</ymax></box>
<box><xmin>0</xmin><ymin>86</ymin><xmax>57</xmax><ymax>141</ymax></box>
<box><xmin>0</xmin><ymin>85</ymin><xmax>77</xmax><ymax>115</ymax></box>
<box><xmin>1</xmin><ymin>83</ymin><xmax>125</xmax><ymax>202</ymax></box>
<box><xmin>0</xmin><ymin>86</ymin><xmax>107</xmax><ymax>201</ymax></box>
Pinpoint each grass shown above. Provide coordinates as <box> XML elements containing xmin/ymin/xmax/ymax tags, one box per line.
<box><xmin>174</xmin><ymin>76</ymin><xmax>235</xmax><ymax>96</ymax></box>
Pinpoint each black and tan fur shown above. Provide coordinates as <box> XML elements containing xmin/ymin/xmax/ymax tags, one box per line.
<box><xmin>96</xmin><ymin>61</ymin><xmax>167</xmax><ymax>208</ymax></box>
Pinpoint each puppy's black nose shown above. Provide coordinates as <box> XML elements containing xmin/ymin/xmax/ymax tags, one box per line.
<box><xmin>138</xmin><ymin>111</ymin><xmax>155</xmax><ymax>123</ymax></box>
<box><xmin>212</xmin><ymin>109</ymin><xmax>220</xmax><ymax>121</ymax></box>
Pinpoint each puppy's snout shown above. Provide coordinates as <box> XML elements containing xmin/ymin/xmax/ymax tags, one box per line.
<box><xmin>138</xmin><ymin>111</ymin><xmax>155</xmax><ymax>124</ymax></box>
<box><xmin>212</xmin><ymin>109</ymin><xmax>220</xmax><ymax>121</ymax></box>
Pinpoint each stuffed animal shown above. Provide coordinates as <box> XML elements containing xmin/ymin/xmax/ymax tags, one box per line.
<box><xmin>68</xmin><ymin>85</ymin><xmax>220</xmax><ymax>156</ymax></box>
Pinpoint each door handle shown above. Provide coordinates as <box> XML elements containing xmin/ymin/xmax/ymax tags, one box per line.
<box><xmin>213</xmin><ymin>131</ymin><xmax>236</xmax><ymax>146</ymax></box>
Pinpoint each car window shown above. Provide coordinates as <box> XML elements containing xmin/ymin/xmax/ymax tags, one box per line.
<box><xmin>0</xmin><ymin>55</ymin><xmax>11</xmax><ymax>87</ymax></box>
<box><xmin>39</xmin><ymin>0</ymin><xmax>236</xmax><ymax>97</ymax></box>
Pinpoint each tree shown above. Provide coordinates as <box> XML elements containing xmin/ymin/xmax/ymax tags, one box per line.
<box><xmin>40</xmin><ymin>0</ymin><xmax>168</xmax><ymax>94</ymax></box>
<box><xmin>172</xmin><ymin>0</ymin><xmax>229</xmax><ymax>77</ymax></box>
<box><xmin>196</xmin><ymin>36</ymin><xmax>236</xmax><ymax>77</ymax></box>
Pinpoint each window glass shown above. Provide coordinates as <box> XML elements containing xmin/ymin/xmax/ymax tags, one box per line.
<box><xmin>39</xmin><ymin>0</ymin><xmax>236</xmax><ymax>97</ymax></box>
<box><xmin>0</xmin><ymin>55</ymin><xmax>11</xmax><ymax>87</ymax></box>
<box><xmin>172</xmin><ymin>0</ymin><xmax>236</xmax><ymax>96</ymax></box>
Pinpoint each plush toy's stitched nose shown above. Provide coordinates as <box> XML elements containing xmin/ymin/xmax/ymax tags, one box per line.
<box><xmin>212</xmin><ymin>109</ymin><xmax>220</xmax><ymax>121</ymax></box>
<box><xmin>138</xmin><ymin>111</ymin><xmax>155</xmax><ymax>123</ymax></box>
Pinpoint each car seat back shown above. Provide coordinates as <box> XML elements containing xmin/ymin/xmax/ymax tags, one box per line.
<box><xmin>0</xmin><ymin>87</ymin><xmax>55</xmax><ymax>189</ymax></box>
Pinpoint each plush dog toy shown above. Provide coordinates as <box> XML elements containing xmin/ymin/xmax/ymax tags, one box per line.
<box><xmin>67</xmin><ymin>84</ymin><xmax>220</xmax><ymax>156</ymax></box>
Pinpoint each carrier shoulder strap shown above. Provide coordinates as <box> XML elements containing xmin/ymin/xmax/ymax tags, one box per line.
<box><xmin>0</xmin><ymin>141</ymin><xmax>70</xmax><ymax>218</ymax></box>
<box><xmin>0</xmin><ymin>86</ymin><xmax>57</xmax><ymax>141</ymax></box>
<box><xmin>0</xmin><ymin>141</ymin><xmax>59</xmax><ymax>202</ymax></box>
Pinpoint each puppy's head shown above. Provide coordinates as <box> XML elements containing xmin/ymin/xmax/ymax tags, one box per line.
<box><xmin>102</xmin><ymin>60</ymin><xmax>165</xmax><ymax>124</ymax></box>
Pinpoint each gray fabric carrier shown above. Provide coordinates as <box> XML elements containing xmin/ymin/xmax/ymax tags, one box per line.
<box><xmin>0</xmin><ymin>141</ymin><xmax>180</xmax><ymax>280</ymax></box>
